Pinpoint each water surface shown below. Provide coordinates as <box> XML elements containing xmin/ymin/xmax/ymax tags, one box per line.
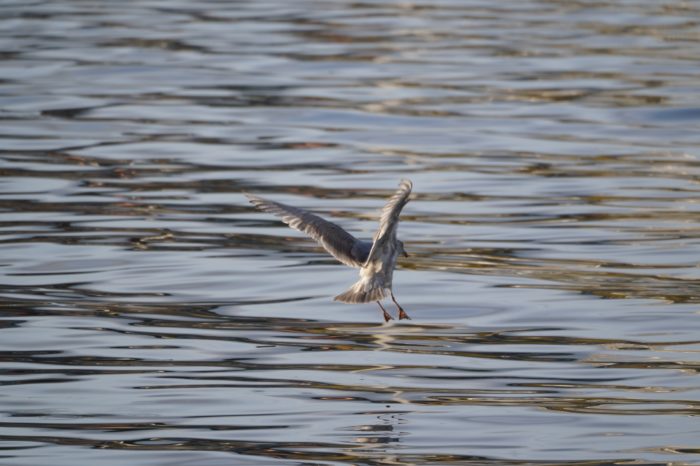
<box><xmin>1</xmin><ymin>1</ymin><xmax>700</xmax><ymax>465</ymax></box>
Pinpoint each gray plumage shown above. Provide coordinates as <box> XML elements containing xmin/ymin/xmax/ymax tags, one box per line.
<box><xmin>245</xmin><ymin>180</ymin><xmax>412</xmax><ymax>320</ymax></box>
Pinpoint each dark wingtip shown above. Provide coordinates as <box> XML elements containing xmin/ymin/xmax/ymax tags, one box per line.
<box><xmin>244</xmin><ymin>192</ymin><xmax>267</xmax><ymax>210</ymax></box>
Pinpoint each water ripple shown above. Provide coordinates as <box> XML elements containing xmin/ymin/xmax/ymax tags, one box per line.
<box><xmin>2</xmin><ymin>0</ymin><xmax>700</xmax><ymax>465</ymax></box>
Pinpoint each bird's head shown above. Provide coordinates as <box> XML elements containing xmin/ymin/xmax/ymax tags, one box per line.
<box><xmin>399</xmin><ymin>240</ymin><xmax>409</xmax><ymax>258</ymax></box>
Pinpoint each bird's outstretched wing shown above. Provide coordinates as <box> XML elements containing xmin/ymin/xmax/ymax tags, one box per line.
<box><xmin>365</xmin><ymin>179</ymin><xmax>412</xmax><ymax>265</ymax></box>
<box><xmin>245</xmin><ymin>193</ymin><xmax>366</xmax><ymax>268</ymax></box>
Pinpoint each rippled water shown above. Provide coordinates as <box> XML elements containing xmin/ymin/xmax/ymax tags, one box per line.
<box><xmin>2</xmin><ymin>1</ymin><xmax>700</xmax><ymax>465</ymax></box>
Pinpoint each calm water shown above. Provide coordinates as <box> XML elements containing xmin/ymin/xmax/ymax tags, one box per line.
<box><xmin>2</xmin><ymin>1</ymin><xmax>700</xmax><ymax>465</ymax></box>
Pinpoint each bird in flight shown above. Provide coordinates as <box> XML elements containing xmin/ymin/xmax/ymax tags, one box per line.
<box><xmin>245</xmin><ymin>179</ymin><xmax>413</xmax><ymax>322</ymax></box>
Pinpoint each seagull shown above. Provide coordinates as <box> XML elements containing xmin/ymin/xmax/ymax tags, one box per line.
<box><xmin>245</xmin><ymin>180</ymin><xmax>413</xmax><ymax>322</ymax></box>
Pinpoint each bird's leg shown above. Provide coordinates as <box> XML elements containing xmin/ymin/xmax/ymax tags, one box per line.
<box><xmin>391</xmin><ymin>292</ymin><xmax>410</xmax><ymax>320</ymax></box>
<box><xmin>377</xmin><ymin>301</ymin><xmax>393</xmax><ymax>322</ymax></box>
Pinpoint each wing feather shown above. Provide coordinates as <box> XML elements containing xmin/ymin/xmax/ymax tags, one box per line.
<box><xmin>245</xmin><ymin>193</ymin><xmax>364</xmax><ymax>267</ymax></box>
<box><xmin>365</xmin><ymin>179</ymin><xmax>412</xmax><ymax>264</ymax></box>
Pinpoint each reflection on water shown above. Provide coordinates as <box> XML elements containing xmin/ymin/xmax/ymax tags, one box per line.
<box><xmin>1</xmin><ymin>0</ymin><xmax>700</xmax><ymax>465</ymax></box>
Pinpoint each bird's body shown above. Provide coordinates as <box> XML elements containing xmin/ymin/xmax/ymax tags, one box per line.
<box><xmin>245</xmin><ymin>179</ymin><xmax>412</xmax><ymax>321</ymax></box>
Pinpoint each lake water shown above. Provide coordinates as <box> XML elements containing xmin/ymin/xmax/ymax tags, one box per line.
<box><xmin>1</xmin><ymin>1</ymin><xmax>700</xmax><ymax>465</ymax></box>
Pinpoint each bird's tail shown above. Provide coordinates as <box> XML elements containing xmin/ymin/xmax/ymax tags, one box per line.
<box><xmin>334</xmin><ymin>279</ymin><xmax>387</xmax><ymax>304</ymax></box>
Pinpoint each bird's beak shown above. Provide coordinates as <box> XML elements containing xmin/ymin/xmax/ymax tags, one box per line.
<box><xmin>402</xmin><ymin>250</ymin><xmax>409</xmax><ymax>258</ymax></box>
